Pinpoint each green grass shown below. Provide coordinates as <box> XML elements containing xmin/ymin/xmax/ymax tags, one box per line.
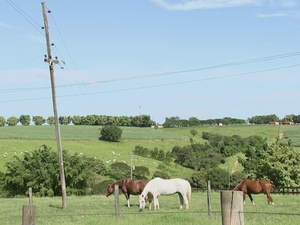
<box><xmin>1</xmin><ymin>193</ymin><xmax>300</xmax><ymax>225</ymax></box>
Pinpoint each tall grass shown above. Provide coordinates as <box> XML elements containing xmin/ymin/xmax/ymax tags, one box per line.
<box><xmin>1</xmin><ymin>193</ymin><xmax>300</xmax><ymax>225</ymax></box>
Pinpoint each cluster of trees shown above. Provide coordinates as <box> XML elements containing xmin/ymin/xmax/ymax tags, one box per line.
<box><xmin>163</xmin><ymin>116</ymin><xmax>246</xmax><ymax>128</ymax></box>
<box><xmin>0</xmin><ymin>115</ymin><xmax>152</xmax><ymax>127</ymax></box>
<box><xmin>2</xmin><ymin>145</ymin><xmax>107</xmax><ymax>197</ymax></box>
<box><xmin>133</xmin><ymin>145</ymin><xmax>173</xmax><ymax>165</ymax></box>
<box><xmin>248</xmin><ymin>114</ymin><xmax>300</xmax><ymax>124</ymax></box>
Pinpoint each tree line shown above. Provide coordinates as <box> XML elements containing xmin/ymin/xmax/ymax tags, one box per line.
<box><xmin>0</xmin><ymin>114</ymin><xmax>152</xmax><ymax>127</ymax></box>
<box><xmin>163</xmin><ymin>114</ymin><xmax>300</xmax><ymax>127</ymax></box>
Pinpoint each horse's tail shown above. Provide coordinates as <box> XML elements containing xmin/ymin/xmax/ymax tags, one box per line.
<box><xmin>187</xmin><ymin>181</ymin><xmax>192</xmax><ymax>208</ymax></box>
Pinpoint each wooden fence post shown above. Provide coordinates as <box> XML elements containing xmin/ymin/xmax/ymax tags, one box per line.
<box><xmin>115</xmin><ymin>184</ymin><xmax>120</xmax><ymax>222</ymax></box>
<box><xmin>220</xmin><ymin>191</ymin><xmax>244</xmax><ymax>225</ymax></box>
<box><xmin>207</xmin><ymin>180</ymin><xmax>212</xmax><ymax>219</ymax></box>
<box><xmin>29</xmin><ymin>187</ymin><xmax>33</xmax><ymax>205</ymax></box>
<box><xmin>22</xmin><ymin>205</ymin><xmax>36</xmax><ymax>225</ymax></box>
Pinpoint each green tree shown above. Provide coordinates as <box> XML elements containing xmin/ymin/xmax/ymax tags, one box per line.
<box><xmin>47</xmin><ymin>116</ymin><xmax>55</xmax><ymax>125</ymax></box>
<box><xmin>32</xmin><ymin>116</ymin><xmax>45</xmax><ymax>125</ymax></box>
<box><xmin>19</xmin><ymin>115</ymin><xmax>31</xmax><ymax>126</ymax></box>
<box><xmin>152</xmin><ymin>170</ymin><xmax>170</xmax><ymax>179</ymax></box>
<box><xmin>189</xmin><ymin>170</ymin><xmax>207</xmax><ymax>188</ymax></box>
<box><xmin>206</xmin><ymin>168</ymin><xmax>228</xmax><ymax>189</ymax></box>
<box><xmin>99</xmin><ymin>124</ymin><xmax>122</xmax><ymax>142</ymax></box>
<box><xmin>257</xmin><ymin>139</ymin><xmax>300</xmax><ymax>186</ymax></box>
<box><xmin>2</xmin><ymin>145</ymin><xmax>106</xmax><ymax>197</ymax></box>
<box><xmin>0</xmin><ymin>116</ymin><xmax>5</xmax><ymax>127</ymax></box>
<box><xmin>71</xmin><ymin>116</ymin><xmax>81</xmax><ymax>125</ymax></box>
<box><xmin>190</xmin><ymin>129</ymin><xmax>198</xmax><ymax>137</ymax></box>
<box><xmin>6</xmin><ymin>116</ymin><xmax>19</xmax><ymax>126</ymax></box>
<box><xmin>59</xmin><ymin>116</ymin><xmax>71</xmax><ymax>125</ymax></box>
<box><xmin>132</xmin><ymin>166</ymin><xmax>150</xmax><ymax>180</ymax></box>
<box><xmin>109</xmin><ymin>162</ymin><xmax>130</xmax><ymax>180</ymax></box>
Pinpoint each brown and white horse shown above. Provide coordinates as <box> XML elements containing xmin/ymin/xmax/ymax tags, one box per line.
<box><xmin>106</xmin><ymin>178</ymin><xmax>153</xmax><ymax>208</ymax></box>
<box><xmin>234</xmin><ymin>179</ymin><xmax>274</xmax><ymax>205</ymax></box>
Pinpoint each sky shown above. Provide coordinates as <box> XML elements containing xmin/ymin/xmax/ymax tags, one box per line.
<box><xmin>1</xmin><ymin>0</ymin><xmax>300</xmax><ymax>124</ymax></box>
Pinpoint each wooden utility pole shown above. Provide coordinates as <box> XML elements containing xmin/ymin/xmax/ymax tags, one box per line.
<box><xmin>42</xmin><ymin>2</ymin><xmax>67</xmax><ymax>209</ymax></box>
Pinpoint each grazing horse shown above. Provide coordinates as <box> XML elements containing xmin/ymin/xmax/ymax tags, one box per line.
<box><xmin>234</xmin><ymin>179</ymin><xmax>274</xmax><ymax>205</ymax></box>
<box><xmin>106</xmin><ymin>178</ymin><xmax>153</xmax><ymax>208</ymax></box>
<box><xmin>139</xmin><ymin>177</ymin><xmax>192</xmax><ymax>211</ymax></box>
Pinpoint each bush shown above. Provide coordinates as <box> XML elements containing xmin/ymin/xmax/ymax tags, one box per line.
<box><xmin>99</xmin><ymin>124</ymin><xmax>122</xmax><ymax>142</ymax></box>
<box><xmin>6</xmin><ymin>116</ymin><xmax>19</xmax><ymax>126</ymax></box>
<box><xmin>19</xmin><ymin>115</ymin><xmax>31</xmax><ymax>126</ymax></box>
<box><xmin>152</xmin><ymin>170</ymin><xmax>170</xmax><ymax>179</ymax></box>
<box><xmin>0</xmin><ymin>116</ymin><xmax>5</xmax><ymax>127</ymax></box>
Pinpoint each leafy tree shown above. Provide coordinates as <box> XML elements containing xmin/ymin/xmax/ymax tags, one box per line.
<box><xmin>32</xmin><ymin>116</ymin><xmax>45</xmax><ymax>125</ymax></box>
<box><xmin>6</xmin><ymin>116</ymin><xmax>19</xmax><ymax>126</ymax></box>
<box><xmin>99</xmin><ymin>124</ymin><xmax>122</xmax><ymax>142</ymax></box>
<box><xmin>152</xmin><ymin>170</ymin><xmax>170</xmax><ymax>179</ymax></box>
<box><xmin>71</xmin><ymin>115</ymin><xmax>82</xmax><ymax>125</ymax></box>
<box><xmin>2</xmin><ymin>145</ymin><xmax>106</xmax><ymax>197</ymax></box>
<box><xmin>190</xmin><ymin>129</ymin><xmax>198</xmax><ymax>137</ymax></box>
<box><xmin>19</xmin><ymin>115</ymin><xmax>31</xmax><ymax>126</ymax></box>
<box><xmin>59</xmin><ymin>116</ymin><xmax>71</xmax><ymax>125</ymax></box>
<box><xmin>206</xmin><ymin>168</ymin><xmax>228</xmax><ymax>189</ymax></box>
<box><xmin>132</xmin><ymin>166</ymin><xmax>150</xmax><ymax>180</ymax></box>
<box><xmin>189</xmin><ymin>170</ymin><xmax>207</xmax><ymax>188</ymax></box>
<box><xmin>133</xmin><ymin>145</ymin><xmax>149</xmax><ymax>157</ymax></box>
<box><xmin>257</xmin><ymin>139</ymin><xmax>300</xmax><ymax>186</ymax></box>
<box><xmin>0</xmin><ymin>116</ymin><xmax>5</xmax><ymax>127</ymax></box>
<box><xmin>47</xmin><ymin>116</ymin><xmax>55</xmax><ymax>125</ymax></box>
<box><xmin>109</xmin><ymin>162</ymin><xmax>130</xmax><ymax>180</ymax></box>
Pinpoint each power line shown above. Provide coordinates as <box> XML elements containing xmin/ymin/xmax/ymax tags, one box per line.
<box><xmin>1</xmin><ymin>51</ymin><xmax>300</xmax><ymax>94</ymax></box>
<box><xmin>1</xmin><ymin>63</ymin><xmax>299</xmax><ymax>103</ymax></box>
<box><xmin>6</xmin><ymin>0</ymin><xmax>44</xmax><ymax>36</ymax></box>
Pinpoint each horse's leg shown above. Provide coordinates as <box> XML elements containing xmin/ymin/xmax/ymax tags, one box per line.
<box><xmin>124</xmin><ymin>192</ymin><xmax>130</xmax><ymax>207</ymax></box>
<box><xmin>243</xmin><ymin>192</ymin><xmax>246</xmax><ymax>205</ymax></box>
<box><xmin>178</xmin><ymin>194</ymin><xmax>183</xmax><ymax>209</ymax></box>
<box><xmin>264</xmin><ymin>183</ymin><xmax>274</xmax><ymax>205</ymax></box>
<box><xmin>181</xmin><ymin>193</ymin><xmax>189</xmax><ymax>209</ymax></box>
<box><xmin>247</xmin><ymin>193</ymin><xmax>255</xmax><ymax>205</ymax></box>
<box><xmin>153</xmin><ymin>195</ymin><xmax>158</xmax><ymax>210</ymax></box>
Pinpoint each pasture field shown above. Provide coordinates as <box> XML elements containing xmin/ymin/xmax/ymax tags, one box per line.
<box><xmin>1</xmin><ymin>192</ymin><xmax>300</xmax><ymax>225</ymax></box>
<box><xmin>0</xmin><ymin>124</ymin><xmax>300</xmax><ymax>178</ymax></box>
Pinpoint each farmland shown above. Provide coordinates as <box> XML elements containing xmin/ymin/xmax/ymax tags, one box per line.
<box><xmin>0</xmin><ymin>124</ymin><xmax>300</xmax><ymax>177</ymax></box>
<box><xmin>1</xmin><ymin>192</ymin><xmax>300</xmax><ymax>225</ymax></box>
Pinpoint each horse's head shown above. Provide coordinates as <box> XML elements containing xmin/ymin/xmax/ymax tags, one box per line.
<box><xmin>106</xmin><ymin>184</ymin><xmax>114</xmax><ymax>197</ymax></box>
<box><xmin>138</xmin><ymin>194</ymin><xmax>146</xmax><ymax>211</ymax></box>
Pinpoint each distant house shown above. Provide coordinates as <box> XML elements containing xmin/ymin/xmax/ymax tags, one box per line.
<box><xmin>269</xmin><ymin>121</ymin><xmax>279</xmax><ymax>125</ymax></box>
<box><xmin>218</xmin><ymin>123</ymin><xmax>223</xmax><ymax>126</ymax></box>
<box><xmin>280</xmin><ymin>121</ymin><xmax>294</xmax><ymax>125</ymax></box>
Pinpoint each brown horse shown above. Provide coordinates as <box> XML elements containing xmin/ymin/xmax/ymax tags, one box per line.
<box><xmin>234</xmin><ymin>179</ymin><xmax>274</xmax><ymax>205</ymax></box>
<box><xmin>106</xmin><ymin>178</ymin><xmax>153</xmax><ymax>208</ymax></box>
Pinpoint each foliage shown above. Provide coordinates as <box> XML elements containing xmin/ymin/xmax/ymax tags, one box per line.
<box><xmin>190</xmin><ymin>129</ymin><xmax>198</xmax><ymax>137</ymax></box>
<box><xmin>89</xmin><ymin>179</ymin><xmax>114</xmax><ymax>195</ymax></box>
<box><xmin>132</xmin><ymin>166</ymin><xmax>150</xmax><ymax>180</ymax></box>
<box><xmin>133</xmin><ymin>145</ymin><xmax>173</xmax><ymax>164</ymax></box>
<box><xmin>6</xmin><ymin>116</ymin><xmax>19</xmax><ymax>126</ymax></box>
<box><xmin>19</xmin><ymin>115</ymin><xmax>31</xmax><ymax>126</ymax></box>
<box><xmin>47</xmin><ymin>116</ymin><xmax>55</xmax><ymax>125</ymax></box>
<box><xmin>0</xmin><ymin>116</ymin><xmax>5</xmax><ymax>127</ymax></box>
<box><xmin>59</xmin><ymin>116</ymin><xmax>72</xmax><ymax>125</ymax></box>
<box><xmin>188</xmin><ymin>170</ymin><xmax>207</xmax><ymax>188</ymax></box>
<box><xmin>99</xmin><ymin>124</ymin><xmax>123</xmax><ymax>142</ymax></box>
<box><xmin>249</xmin><ymin>114</ymin><xmax>279</xmax><ymax>124</ymax></box>
<box><xmin>239</xmin><ymin>138</ymin><xmax>300</xmax><ymax>186</ymax></box>
<box><xmin>152</xmin><ymin>170</ymin><xmax>170</xmax><ymax>179</ymax></box>
<box><xmin>2</xmin><ymin>145</ymin><xmax>106</xmax><ymax>197</ymax></box>
<box><xmin>32</xmin><ymin>116</ymin><xmax>45</xmax><ymax>125</ymax></box>
<box><xmin>206</xmin><ymin>167</ymin><xmax>229</xmax><ymax>189</ymax></box>
<box><xmin>109</xmin><ymin>162</ymin><xmax>130</xmax><ymax>180</ymax></box>
<box><xmin>71</xmin><ymin>115</ymin><xmax>82</xmax><ymax>125</ymax></box>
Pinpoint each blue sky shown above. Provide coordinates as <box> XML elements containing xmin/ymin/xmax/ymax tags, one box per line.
<box><xmin>1</xmin><ymin>0</ymin><xmax>300</xmax><ymax>124</ymax></box>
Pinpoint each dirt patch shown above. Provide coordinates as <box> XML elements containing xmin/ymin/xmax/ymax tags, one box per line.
<box><xmin>279</xmin><ymin>132</ymin><xmax>284</xmax><ymax>139</ymax></box>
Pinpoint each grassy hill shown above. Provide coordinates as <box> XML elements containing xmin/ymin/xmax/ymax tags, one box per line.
<box><xmin>0</xmin><ymin>124</ymin><xmax>299</xmax><ymax>179</ymax></box>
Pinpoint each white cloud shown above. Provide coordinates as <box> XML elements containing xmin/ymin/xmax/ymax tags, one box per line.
<box><xmin>256</xmin><ymin>10</ymin><xmax>300</xmax><ymax>18</ymax></box>
<box><xmin>256</xmin><ymin>11</ymin><xmax>290</xmax><ymax>17</ymax></box>
<box><xmin>150</xmin><ymin>0</ymin><xmax>265</xmax><ymax>10</ymax></box>
<box><xmin>0</xmin><ymin>21</ymin><xmax>14</xmax><ymax>28</ymax></box>
<box><xmin>150</xmin><ymin>0</ymin><xmax>298</xmax><ymax>10</ymax></box>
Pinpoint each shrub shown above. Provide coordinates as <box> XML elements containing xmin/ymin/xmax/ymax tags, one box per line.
<box><xmin>0</xmin><ymin>116</ymin><xmax>5</xmax><ymax>127</ymax></box>
<box><xmin>152</xmin><ymin>170</ymin><xmax>170</xmax><ymax>179</ymax></box>
<box><xmin>6</xmin><ymin>116</ymin><xmax>19</xmax><ymax>126</ymax></box>
<box><xmin>99</xmin><ymin>124</ymin><xmax>122</xmax><ymax>142</ymax></box>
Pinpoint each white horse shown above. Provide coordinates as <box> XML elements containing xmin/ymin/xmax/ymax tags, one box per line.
<box><xmin>138</xmin><ymin>177</ymin><xmax>191</xmax><ymax>211</ymax></box>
